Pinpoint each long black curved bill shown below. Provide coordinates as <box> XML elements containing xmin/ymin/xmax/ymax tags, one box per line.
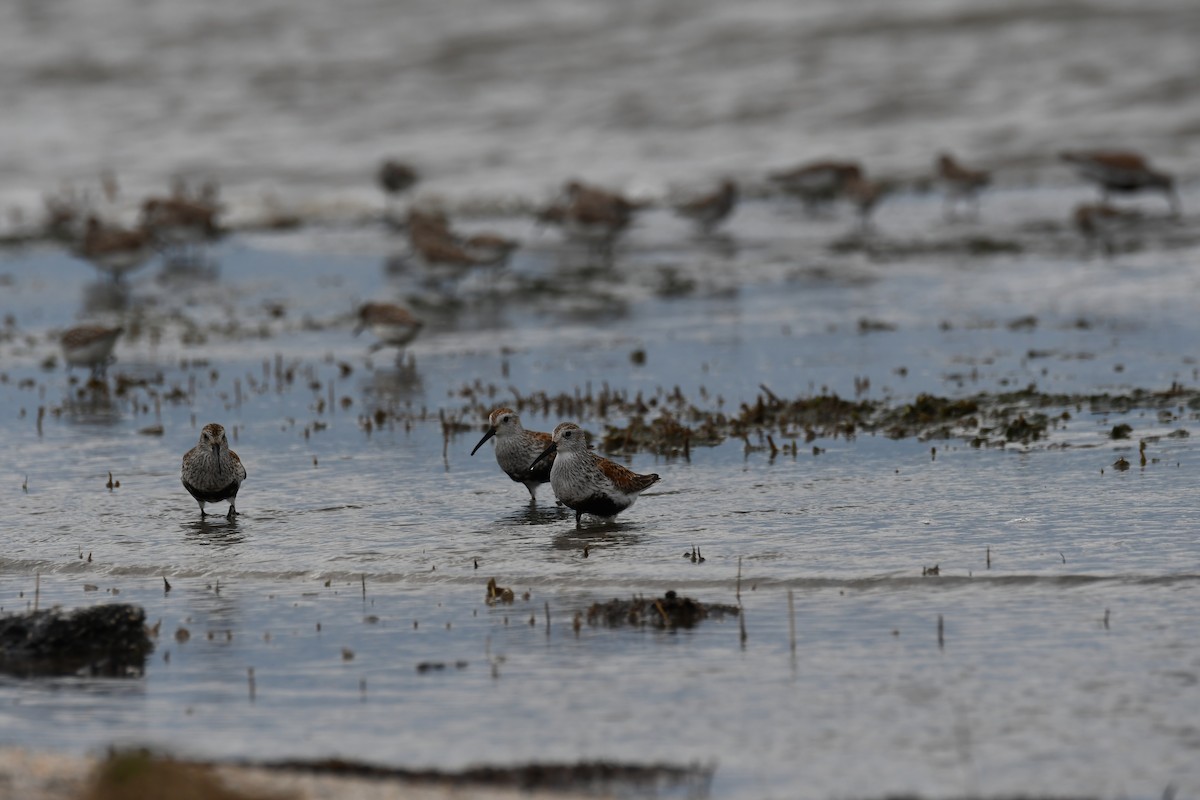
<box><xmin>528</xmin><ymin>441</ymin><xmax>557</xmax><ymax>472</ymax></box>
<box><xmin>470</xmin><ymin>426</ymin><xmax>497</xmax><ymax>456</ymax></box>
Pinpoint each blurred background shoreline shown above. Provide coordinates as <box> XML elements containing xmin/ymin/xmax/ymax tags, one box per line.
<box><xmin>2</xmin><ymin>0</ymin><xmax>1197</xmax><ymax>229</ymax></box>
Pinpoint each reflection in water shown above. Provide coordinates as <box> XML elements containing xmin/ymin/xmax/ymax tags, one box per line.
<box><xmin>693</xmin><ymin>231</ymin><xmax>738</xmax><ymax>259</ymax></box>
<box><xmin>182</xmin><ymin>516</ymin><xmax>245</xmax><ymax>546</ymax></box>
<box><xmin>60</xmin><ymin>380</ymin><xmax>121</xmax><ymax>426</ymax></box>
<box><xmin>492</xmin><ymin>503</ymin><xmax>571</xmax><ymax>528</ymax></box>
<box><xmin>81</xmin><ymin>279</ymin><xmax>131</xmax><ymax>314</ymax></box>
<box><xmin>551</xmin><ymin>523</ymin><xmax>643</xmax><ymax>552</ymax></box>
<box><xmin>158</xmin><ymin>255</ymin><xmax>220</xmax><ymax>286</ymax></box>
<box><xmin>362</xmin><ymin>361</ymin><xmax>423</xmax><ymax>404</ymax></box>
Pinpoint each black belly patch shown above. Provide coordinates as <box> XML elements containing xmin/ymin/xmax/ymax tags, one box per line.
<box><xmin>569</xmin><ymin>494</ymin><xmax>628</xmax><ymax>518</ymax></box>
<box><xmin>182</xmin><ymin>479</ymin><xmax>240</xmax><ymax>504</ymax></box>
<box><xmin>506</xmin><ymin>464</ymin><xmax>551</xmax><ymax>485</ymax></box>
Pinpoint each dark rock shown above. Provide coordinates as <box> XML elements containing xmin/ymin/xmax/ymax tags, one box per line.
<box><xmin>0</xmin><ymin>603</ymin><xmax>154</xmax><ymax>677</ymax></box>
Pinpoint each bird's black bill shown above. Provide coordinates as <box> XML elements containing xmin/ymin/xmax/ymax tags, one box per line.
<box><xmin>528</xmin><ymin>442</ymin><xmax>557</xmax><ymax>472</ymax></box>
<box><xmin>470</xmin><ymin>427</ymin><xmax>497</xmax><ymax>456</ymax></box>
<box><xmin>211</xmin><ymin>444</ymin><xmax>220</xmax><ymax>457</ymax></box>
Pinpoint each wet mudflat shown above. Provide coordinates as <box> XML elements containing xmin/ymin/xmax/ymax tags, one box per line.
<box><xmin>2</xmin><ymin>182</ymin><xmax>1200</xmax><ymax>799</ymax></box>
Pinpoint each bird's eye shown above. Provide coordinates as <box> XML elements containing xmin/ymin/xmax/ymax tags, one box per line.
<box><xmin>564</xmin><ymin>431</ymin><xmax>571</xmax><ymax>438</ymax></box>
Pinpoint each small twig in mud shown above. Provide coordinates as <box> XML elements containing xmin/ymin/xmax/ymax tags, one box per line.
<box><xmin>986</xmin><ymin>547</ymin><xmax>991</xmax><ymax>569</ymax></box>
<box><xmin>653</xmin><ymin>600</ymin><xmax>670</xmax><ymax>626</ymax></box>
<box><xmin>361</xmin><ymin>574</ymin><xmax>366</xmax><ymax>600</ymax></box>
<box><xmin>736</xmin><ymin>556</ymin><xmax>742</xmax><ymax>602</ymax></box>
<box><xmin>34</xmin><ymin>571</ymin><xmax>40</xmax><ymax>612</ymax></box>
<box><xmin>739</xmin><ymin>608</ymin><xmax>747</xmax><ymax>648</ymax></box>
<box><xmin>163</xmin><ymin>576</ymin><xmax>172</xmax><ymax>593</ymax></box>
<box><xmin>1103</xmin><ymin>609</ymin><xmax>1110</xmax><ymax>630</ymax></box>
<box><xmin>937</xmin><ymin>615</ymin><xmax>945</xmax><ymax>649</ymax></box>
<box><xmin>248</xmin><ymin>667</ymin><xmax>256</xmax><ymax>702</ymax></box>
<box><xmin>544</xmin><ymin>601</ymin><xmax>551</xmax><ymax>637</ymax></box>
<box><xmin>758</xmin><ymin>384</ymin><xmax>782</xmax><ymax>405</ymax></box>
<box><xmin>1059</xmin><ymin>551</ymin><xmax>1066</xmax><ymax>564</ymax></box>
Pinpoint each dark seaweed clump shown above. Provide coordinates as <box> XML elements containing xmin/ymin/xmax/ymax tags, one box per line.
<box><xmin>437</xmin><ymin>380</ymin><xmax>1195</xmax><ymax>456</ymax></box>
<box><xmin>586</xmin><ymin>591</ymin><xmax>740</xmax><ymax>629</ymax></box>
<box><xmin>0</xmin><ymin>603</ymin><xmax>153</xmax><ymax>677</ymax></box>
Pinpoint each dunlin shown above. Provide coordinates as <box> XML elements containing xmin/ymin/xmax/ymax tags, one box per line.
<box><xmin>529</xmin><ymin>422</ymin><xmax>660</xmax><ymax>526</ymax></box>
<box><xmin>462</xmin><ymin>232</ymin><xmax>520</xmax><ymax>266</ymax></box>
<box><xmin>140</xmin><ymin>180</ymin><xmax>221</xmax><ymax>256</ymax></box>
<box><xmin>181</xmin><ymin>423</ymin><xmax>246</xmax><ymax>519</ymax></box>
<box><xmin>843</xmin><ymin>174</ymin><xmax>885</xmax><ymax>229</ymax></box>
<box><xmin>77</xmin><ymin>216</ymin><xmax>153</xmax><ymax>280</ymax></box>
<box><xmin>378</xmin><ymin>160</ymin><xmax>419</xmax><ymax>197</ymax></box>
<box><xmin>1073</xmin><ymin>202</ymin><xmax>1140</xmax><ymax>255</ymax></box>
<box><xmin>1060</xmin><ymin>150</ymin><xmax>1179</xmax><ymax>215</ymax></box>
<box><xmin>674</xmin><ymin>179</ymin><xmax>738</xmax><ymax>234</ymax></box>
<box><xmin>409</xmin><ymin>225</ymin><xmax>486</xmax><ymax>272</ymax></box>
<box><xmin>60</xmin><ymin>324</ymin><xmax>123</xmax><ymax>377</ymax></box>
<box><xmin>769</xmin><ymin>161</ymin><xmax>863</xmax><ymax>212</ymax></box>
<box><xmin>354</xmin><ymin>302</ymin><xmax>423</xmax><ymax>354</ymax></box>
<box><xmin>937</xmin><ymin>153</ymin><xmax>990</xmax><ymax>218</ymax></box>
<box><xmin>541</xmin><ymin>180</ymin><xmax>638</xmax><ymax>254</ymax></box>
<box><xmin>470</xmin><ymin>407</ymin><xmax>554</xmax><ymax>504</ymax></box>
<box><xmin>407</xmin><ymin>207</ymin><xmax>453</xmax><ymax>239</ymax></box>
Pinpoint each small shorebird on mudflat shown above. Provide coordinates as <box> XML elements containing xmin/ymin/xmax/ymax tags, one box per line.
<box><xmin>354</xmin><ymin>302</ymin><xmax>423</xmax><ymax>354</ymax></box>
<box><xmin>1060</xmin><ymin>150</ymin><xmax>1179</xmax><ymax>215</ymax></box>
<box><xmin>539</xmin><ymin>180</ymin><xmax>639</xmax><ymax>255</ymax></box>
<box><xmin>77</xmin><ymin>216</ymin><xmax>153</xmax><ymax>280</ymax></box>
<box><xmin>844</xmin><ymin>174</ymin><xmax>886</xmax><ymax>230</ymax></box>
<box><xmin>529</xmin><ymin>422</ymin><xmax>660</xmax><ymax>527</ymax></box>
<box><xmin>674</xmin><ymin>179</ymin><xmax>738</xmax><ymax>234</ymax></box>
<box><xmin>181</xmin><ymin>423</ymin><xmax>247</xmax><ymax>519</ymax></box>
<box><xmin>769</xmin><ymin>160</ymin><xmax>863</xmax><ymax>212</ymax></box>
<box><xmin>378</xmin><ymin>160</ymin><xmax>419</xmax><ymax>198</ymax></box>
<box><xmin>936</xmin><ymin>153</ymin><xmax>990</xmax><ymax>218</ymax></box>
<box><xmin>60</xmin><ymin>324</ymin><xmax>123</xmax><ymax>377</ymax></box>
<box><xmin>470</xmin><ymin>407</ymin><xmax>554</xmax><ymax>504</ymax></box>
<box><xmin>1073</xmin><ymin>202</ymin><xmax>1141</xmax><ymax>255</ymax></box>
<box><xmin>140</xmin><ymin>179</ymin><xmax>222</xmax><ymax>262</ymax></box>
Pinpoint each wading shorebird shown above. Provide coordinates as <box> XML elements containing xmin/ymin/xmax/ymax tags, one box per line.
<box><xmin>673</xmin><ymin>179</ymin><xmax>738</xmax><ymax>234</ymax></box>
<box><xmin>60</xmin><ymin>324</ymin><xmax>123</xmax><ymax>378</ymax></box>
<box><xmin>539</xmin><ymin>180</ymin><xmax>640</xmax><ymax>256</ymax></box>
<box><xmin>529</xmin><ymin>422</ymin><xmax>659</xmax><ymax>527</ymax></box>
<box><xmin>470</xmin><ymin>408</ymin><xmax>554</xmax><ymax>504</ymax></box>
<box><xmin>181</xmin><ymin>423</ymin><xmax>247</xmax><ymax>520</ymax></box>
<box><xmin>1060</xmin><ymin>150</ymin><xmax>1179</xmax><ymax>215</ymax></box>
<box><xmin>1073</xmin><ymin>202</ymin><xmax>1141</xmax><ymax>256</ymax></box>
<box><xmin>354</xmin><ymin>302</ymin><xmax>423</xmax><ymax>355</ymax></box>
<box><xmin>77</xmin><ymin>216</ymin><xmax>153</xmax><ymax>280</ymax></box>
<box><xmin>844</xmin><ymin>173</ymin><xmax>886</xmax><ymax>230</ymax></box>
<box><xmin>769</xmin><ymin>160</ymin><xmax>863</xmax><ymax>213</ymax></box>
<box><xmin>936</xmin><ymin>153</ymin><xmax>991</xmax><ymax>218</ymax></box>
<box><xmin>378</xmin><ymin>159</ymin><xmax>419</xmax><ymax>199</ymax></box>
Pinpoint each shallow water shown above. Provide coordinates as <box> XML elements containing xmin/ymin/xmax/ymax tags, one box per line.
<box><xmin>0</xmin><ymin>0</ymin><xmax>1197</xmax><ymax>223</ymax></box>
<box><xmin>3</xmin><ymin>1</ymin><xmax>1200</xmax><ymax>796</ymax></box>
<box><xmin>3</xmin><ymin>181</ymin><xmax>1200</xmax><ymax>799</ymax></box>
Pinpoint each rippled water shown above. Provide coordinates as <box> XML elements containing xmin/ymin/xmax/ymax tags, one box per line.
<box><xmin>0</xmin><ymin>0</ymin><xmax>1197</xmax><ymax>221</ymax></box>
<box><xmin>2</xmin><ymin>1</ymin><xmax>1200</xmax><ymax>797</ymax></box>
<box><xmin>2</xmin><ymin>184</ymin><xmax>1200</xmax><ymax>798</ymax></box>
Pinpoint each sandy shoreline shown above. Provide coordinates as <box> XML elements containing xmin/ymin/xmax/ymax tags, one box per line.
<box><xmin>0</xmin><ymin>747</ymin><xmax>613</xmax><ymax>800</ymax></box>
